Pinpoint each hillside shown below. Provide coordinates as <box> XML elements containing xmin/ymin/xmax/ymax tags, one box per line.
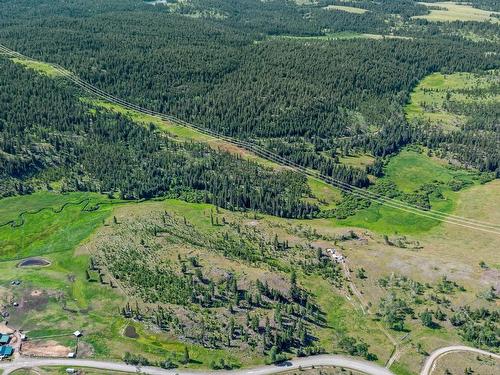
<box><xmin>0</xmin><ymin>1</ymin><xmax>498</xmax><ymax>375</ymax></box>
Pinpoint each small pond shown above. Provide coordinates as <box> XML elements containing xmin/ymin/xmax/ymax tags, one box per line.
<box><xmin>18</xmin><ymin>258</ymin><xmax>51</xmax><ymax>268</ymax></box>
<box><xmin>124</xmin><ymin>325</ymin><xmax>139</xmax><ymax>338</ymax></box>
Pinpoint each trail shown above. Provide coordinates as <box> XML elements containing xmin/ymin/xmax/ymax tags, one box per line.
<box><xmin>1</xmin><ymin>44</ymin><xmax>499</xmax><ymax>235</ymax></box>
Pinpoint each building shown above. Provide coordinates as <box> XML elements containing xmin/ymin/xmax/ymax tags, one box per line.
<box><xmin>0</xmin><ymin>334</ymin><xmax>10</xmax><ymax>344</ymax></box>
<box><xmin>332</xmin><ymin>254</ymin><xmax>344</xmax><ymax>263</ymax></box>
<box><xmin>0</xmin><ymin>345</ymin><xmax>13</xmax><ymax>357</ymax></box>
<box><xmin>67</xmin><ymin>352</ymin><xmax>76</xmax><ymax>358</ymax></box>
<box><xmin>326</xmin><ymin>248</ymin><xmax>344</xmax><ymax>263</ymax></box>
<box><xmin>73</xmin><ymin>330</ymin><xmax>82</xmax><ymax>337</ymax></box>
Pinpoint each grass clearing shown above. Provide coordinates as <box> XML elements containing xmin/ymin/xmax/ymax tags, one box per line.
<box><xmin>0</xmin><ymin>192</ymin><xmax>117</xmax><ymax>261</ymax></box>
<box><xmin>303</xmin><ymin>275</ymin><xmax>393</xmax><ymax>365</ymax></box>
<box><xmin>307</xmin><ymin>177</ymin><xmax>342</xmax><ymax>210</ymax></box>
<box><xmin>433</xmin><ymin>351</ymin><xmax>499</xmax><ymax>375</ymax></box>
<box><xmin>323</xmin><ymin>5</ymin><xmax>368</xmax><ymax>14</ymax></box>
<box><xmin>9</xmin><ymin>57</ymin><xmax>67</xmax><ymax>77</ymax></box>
<box><xmin>383</xmin><ymin>149</ymin><xmax>474</xmax><ymax>193</ymax></box>
<box><xmin>405</xmin><ymin>70</ymin><xmax>500</xmax><ymax>130</ymax></box>
<box><xmin>339</xmin><ymin>154</ymin><xmax>375</xmax><ymax>170</ymax></box>
<box><xmin>325</xmin><ymin>149</ymin><xmax>482</xmax><ymax>234</ymax></box>
<box><xmin>414</xmin><ymin>2</ymin><xmax>500</xmax><ymax>22</ymax></box>
<box><xmin>270</xmin><ymin>32</ymin><xmax>410</xmax><ymax>42</ymax></box>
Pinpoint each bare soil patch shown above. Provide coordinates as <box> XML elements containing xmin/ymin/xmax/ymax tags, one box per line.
<box><xmin>21</xmin><ymin>340</ymin><xmax>71</xmax><ymax>357</ymax></box>
<box><xmin>76</xmin><ymin>340</ymin><xmax>94</xmax><ymax>357</ymax></box>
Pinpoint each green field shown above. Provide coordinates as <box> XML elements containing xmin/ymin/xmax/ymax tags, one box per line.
<box><xmin>0</xmin><ymin>192</ymin><xmax>116</xmax><ymax>261</ymax></box>
<box><xmin>323</xmin><ymin>5</ymin><xmax>368</xmax><ymax>14</ymax></box>
<box><xmin>414</xmin><ymin>2</ymin><xmax>500</xmax><ymax>23</ymax></box>
<box><xmin>405</xmin><ymin>71</ymin><xmax>500</xmax><ymax>130</ymax></box>
<box><xmin>328</xmin><ymin>149</ymin><xmax>483</xmax><ymax>234</ymax></box>
<box><xmin>9</xmin><ymin>57</ymin><xmax>67</xmax><ymax>77</ymax></box>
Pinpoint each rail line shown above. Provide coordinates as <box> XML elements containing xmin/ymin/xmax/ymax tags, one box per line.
<box><xmin>1</xmin><ymin>43</ymin><xmax>499</xmax><ymax>234</ymax></box>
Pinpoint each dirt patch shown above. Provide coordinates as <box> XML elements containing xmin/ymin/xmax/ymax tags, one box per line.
<box><xmin>18</xmin><ymin>290</ymin><xmax>49</xmax><ymax>313</ymax></box>
<box><xmin>0</xmin><ymin>322</ymin><xmax>15</xmax><ymax>334</ymax></box>
<box><xmin>21</xmin><ymin>339</ymin><xmax>72</xmax><ymax>357</ymax></box>
<box><xmin>77</xmin><ymin>340</ymin><xmax>94</xmax><ymax>357</ymax></box>
<box><xmin>480</xmin><ymin>268</ymin><xmax>500</xmax><ymax>291</ymax></box>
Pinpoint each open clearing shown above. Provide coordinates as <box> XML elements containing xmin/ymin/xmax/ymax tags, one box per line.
<box><xmin>270</xmin><ymin>32</ymin><xmax>410</xmax><ymax>42</ymax></box>
<box><xmin>323</xmin><ymin>5</ymin><xmax>368</xmax><ymax>14</ymax></box>
<box><xmin>326</xmin><ymin>148</ymin><xmax>487</xmax><ymax>234</ymax></box>
<box><xmin>7</xmin><ymin>58</ymin><xmax>67</xmax><ymax>78</ymax></box>
<box><xmin>414</xmin><ymin>2</ymin><xmax>500</xmax><ymax>22</ymax></box>
<box><xmin>405</xmin><ymin>70</ymin><xmax>500</xmax><ymax>131</ymax></box>
<box><xmin>0</xmin><ymin>171</ymin><xmax>498</xmax><ymax>373</ymax></box>
<box><xmin>433</xmin><ymin>351</ymin><xmax>500</xmax><ymax>375</ymax></box>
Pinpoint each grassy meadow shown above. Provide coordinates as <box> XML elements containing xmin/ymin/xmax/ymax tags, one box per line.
<box><xmin>0</xmin><ymin>171</ymin><xmax>498</xmax><ymax>372</ymax></box>
<box><xmin>323</xmin><ymin>5</ymin><xmax>368</xmax><ymax>14</ymax></box>
<box><xmin>405</xmin><ymin>70</ymin><xmax>500</xmax><ymax>130</ymax></box>
<box><xmin>327</xmin><ymin>148</ymin><xmax>485</xmax><ymax>234</ymax></box>
<box><xmin>414</xmin><ymin>2</ymin><xmax>500</xmax><ymax>23</ymax></box>
<box><xmin>0</xmin><ymin>192</ymin><xmax>116</xmax><ymax>261</ymax></box>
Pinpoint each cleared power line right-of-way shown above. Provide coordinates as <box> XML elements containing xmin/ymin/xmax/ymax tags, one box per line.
<box><xmin>0</xmin><ymin>44</ymin><xmax>499</xmax><ymax>235</ymax></box>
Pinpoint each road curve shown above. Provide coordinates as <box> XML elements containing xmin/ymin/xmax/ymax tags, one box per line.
<box><xmin>0</xmin><ymin>355</ymin><xmax>394</xmax><ymax>375</ymax></box>
<box><xmin>421</xmin><ymin>345</ymin><xmax>500</xmax><ymax>375</ymax></box>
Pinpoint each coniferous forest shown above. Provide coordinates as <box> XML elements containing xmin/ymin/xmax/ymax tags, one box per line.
<box><xmin>1</xmin><ymin>0</ymin><xmax>499</xmax><ymax>184</ymax></box>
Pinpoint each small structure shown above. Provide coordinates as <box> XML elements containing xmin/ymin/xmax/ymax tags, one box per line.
<box><xmin>332</xmin><ymin>253</ymin><xmax>344</xmax><ymax>263</ymax></box>
<box><xmin>0</xmin><ymin>345</ymin><xmax>13</xmax><ymax>357</ymax></box>
<box><xmin>73</xmin><ymin>330</ymin><xmax>82</xmax><ymax>337</ymax></box>
<box><xmin>20</xmin><ymin>333</ymin><xmax>27</xmax><ymax>341</ymax></box>
<box><xmin>326</xmin><ymin>248</ymin><xmax>344</xmax><ymax>263</ymax></box>
<box><xmin>67</xmin><ymin>352</ymin><xmax>76</xmax><ymax>358</ymax></box>
<box><xmin>66</xmin><ymin>369</ymin><xmax>76</xmax><ymax>374</ymax></box>
<box><xmin>0</xmin><ymin>334</ymin><xmax>10</xmax><ymax>344</ymax></box>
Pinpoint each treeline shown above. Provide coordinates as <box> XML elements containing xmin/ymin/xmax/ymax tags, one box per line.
<box><xmin>0</xmin><ymin>59</ymin><xmax>316</xmax><ymax>218</ymax></box>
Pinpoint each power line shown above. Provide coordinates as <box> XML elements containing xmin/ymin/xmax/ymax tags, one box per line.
<box><xmin>1</xmin><ymin>44</ymin><xmax>498</xmax><ymax>234</ymax></box>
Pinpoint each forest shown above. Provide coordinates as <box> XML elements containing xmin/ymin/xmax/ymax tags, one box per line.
<box><xmin>1</xmin><ymin>0</ymin><xmax>498</xmax><ymax>179</ymax></box>
<box><xmin>0</xmin><ymin>59</ymin><xmax>317</xmax><ymax>218</ymax></box>
<box><xmin>0</xmin><ymin>0</ymin><xmax>498</xmax><ymax>223</ymax></box>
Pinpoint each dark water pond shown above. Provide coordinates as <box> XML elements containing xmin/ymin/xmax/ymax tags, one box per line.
<box><xmin>124</xmin><ymin>325</ymin><xmax>139</xmax><ymax>338</ymax></box>
<box><xmin>18</xmin><ymin>258</ymin><xmax>51</xmax><ymax>267</ymax></box>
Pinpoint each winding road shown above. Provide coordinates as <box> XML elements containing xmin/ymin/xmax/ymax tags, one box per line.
<box><xmin>420</xmin><ymin>345</ymin><xmax>500</xmax><ymax>375</ymax></box>
<box><xmin>0</xmin><ymin>346</ymin><xmax>498</xmax><ymax>375</ymax></box>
